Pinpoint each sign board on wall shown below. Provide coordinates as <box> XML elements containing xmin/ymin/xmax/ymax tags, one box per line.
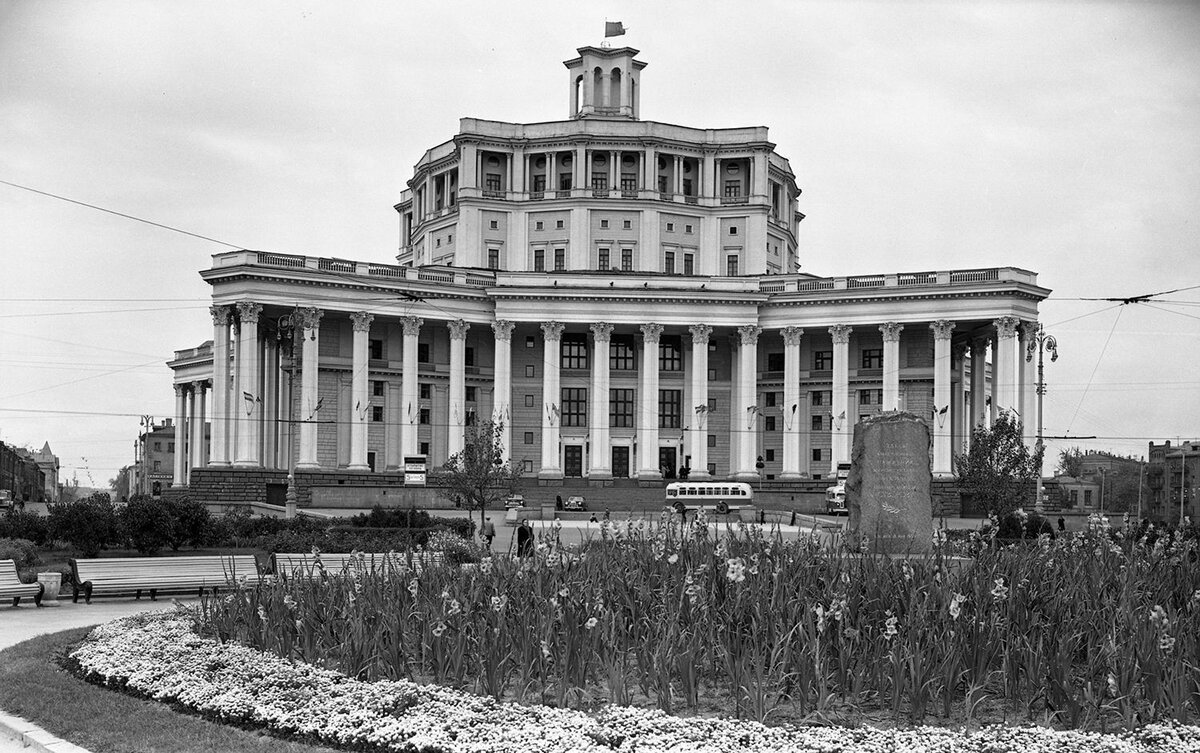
<box><xmin>404</xmin><ymin>455</ymin><xmax>427</xmax><ymax>487</ymax></box>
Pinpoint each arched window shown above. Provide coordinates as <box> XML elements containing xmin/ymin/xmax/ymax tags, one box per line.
<box><xmin>610</xmin><ymin>68</ymin><xmax>622</xmax><ymax>110</ymax></box>
<box><xmin>573</xmin><ymin>75</ymin><xmax>583</xmax><ymax>116</ymax></box>
<box><xmin>593</xmin><ymin>67</ymin><xmax>603</xmax><ymax>107</ymax></box>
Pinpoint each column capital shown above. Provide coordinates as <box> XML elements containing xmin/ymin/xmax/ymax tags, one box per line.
<box><xmin>298</xmin><ymin>307</ymin><xmax>324</xmax><ymax>331</ymax></box>
<box><xmin>930</xmin><ymin>319</ymin><xmax>956</xmax><ymax>341</ymax></box>
<box><xmin>781</xmin><ymin>326</ymin><xmax>804</xmax><ymax>346</ymax></box>
<box><xmin>210</xmin><ymin>305</ymin><xmax>232</xmax><ymax>326</ymax></box>
<box><xmin>236</xmin><ymin>301</ymin><xmax>263</xmax><ymax>325</ymax></box>
<box><xmin>401</xmin><ymin>316</ymin><xmax>423</xmax><ymax>336</ymax></box>
<box><xmin>541</xmin><ymin>321</ymin><xmax>565</xmax><ymax>342</ymax></box>
<box><xmin>590</xmin><ymin>322</ymin><xmax>614</xmax><ymax>343</ymax></box>
<box><xmin>829</xmin><ymin>324</ymin><xmax>853</xmax><ymax>345</ymax></box>
<box><xmin>640</xmin><ymin>322</ymin><xmax>664</xmax><ymax>344</ymax></box>
<box><xmin>491</xmin><ymin>319</ymin><xmax>515</xmax><ymax>341</ymax></box>
<box><xmin>1019</xmin><ymin>320</ymin><xmax>1040</xmax><ymax>341</ymax></box>
<box><xmin>688</xmin><ymin>323</ymin><xmax>712</xmax><ymax>345</ymax></box>
<box><xmin>952</xmin><ymin>340</ymin><xmax>969</xmax><ymax>363</ymax></box>
<box><xmin>994</xmin><ymin>316</ymin><xmax>1020</xmax><ymax>339</ymax></box>
<box><xmin>350</xmin><ymin>311</ymin><xmax>375</xmax><ymax>332</ymax></box>
<box><xmin>448</xmin><ymin>319</ymin><xmax>470</xmax><ymax>340</ymax></box>
<box><xmin>880</xmin><ymin>321</ymin><xmax>904</xmax><ymax>342</ymax></box>
<box><xmin>191</xmin><ymin>379</ymin><xmax>209</xmax><ymax>391</ymax></box>
<box><xmin>174</xmin><ymin>383</ymin><xmax>187</xmax><ymax>396</ymax></box>
<box><xmin>737</xmin><ymin>325</ymin><xmax>762</xmax><ymax>346</ymax></box>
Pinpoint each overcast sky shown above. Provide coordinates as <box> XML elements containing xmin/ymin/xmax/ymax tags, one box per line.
<box><xmin>1</xmin><ymin>0</ymin><xmax>1197</xmax><ymax>487</ymax></box>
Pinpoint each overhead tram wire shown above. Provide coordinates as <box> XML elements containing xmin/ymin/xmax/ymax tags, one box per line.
<box><xmin>1064</xmin><ymin>307</ymin><xmax>1124</xmax><ymax>435</ymax></box>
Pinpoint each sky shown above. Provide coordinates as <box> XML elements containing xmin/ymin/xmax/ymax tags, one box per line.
<box><xmin>1</xmin><ymin>0</ymin><xmax>1198</xmax><ymax>487</ymax></box>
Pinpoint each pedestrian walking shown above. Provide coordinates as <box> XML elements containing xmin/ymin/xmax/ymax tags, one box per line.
<box><xmin>516</xmin><ymin>520</ymin><xmax>534</xmax><ymax>557</ymax></box>
<box><xmin>481</xmin><ymin>517</ymin><xmax>496</xmax><ymax>549</ymax></box>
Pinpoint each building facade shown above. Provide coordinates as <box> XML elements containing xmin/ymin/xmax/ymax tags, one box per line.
<box><xmin>1147</xmin><ymin>440</ymin><xmax>1198</xmax><ymax>524</ymax></box>
<box><xmin>0</xmin><ymin>441</ymin><xmax>46</xmax><ymax>507</ymax></box>
<box><xmin>168</xmin><ymin>45</ymin><xmax>1049</xmax><ymax>503</ymax></box>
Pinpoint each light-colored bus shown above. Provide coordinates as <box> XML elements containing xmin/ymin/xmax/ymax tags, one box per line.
<box><xmin>664</xmin><ymin>482</ymin><xmax>754</xmax><ymax>514</ymax></box>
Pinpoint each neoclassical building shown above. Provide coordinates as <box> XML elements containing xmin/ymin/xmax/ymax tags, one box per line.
<box><xmin>168</xmin><ymin>45</ymin><xmax>1049</xmax><ymax>504</ymax></box>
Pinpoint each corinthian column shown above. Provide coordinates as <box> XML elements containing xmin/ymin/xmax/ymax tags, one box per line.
<box><xmin>190</xmin><ymin>380</ymin><xmax>207</xmax><ymax>476</ymax></box>
<box><xmin>688</xmin><ymin>324</ymin><xmax>712</xmax><ymax>479</ymax></box>
<box><xmin>589</xmin><ymin>323</ymin><xmax>613</xmax><ymax>478</ymax></box>
<box><xmin>930</xmin><ymin>320</ymin><xmax>956</xmax><ymax>477</ymax></box>
<box><xmin>296</xmin><ymin>307</ymin><xmax>323</xmax><ymax>470</ymax></box>
<box><xmin>209</xmin><ymin>305</ymin><xmax>232</xmax><ymax>466</ymax></box>
<box><xmin>234</xmin><ymin>301</ymin><xmax>263</xmax><ymax>467</ymax></box>
<box><xmin>993</xmin><ymin>316</ymin><xmax>1020</xmax><ymax>416</ymax></box>
<box><xmin>970</xmin><ymin>336</ymin><xmax>988</xmax><ymax>431</ymax></box>
<box><xmin>636</xmin><ymin>323</ymin><xmax>664</xmax><ymax>480</ymax></box>
<box><xmin>539</xmin><ymin>322</ymin><xmax>565</xmax><ymax>478</ymax></box>
<box><xmin>780</xmin><ymin>326</ymin><xmax>804</xmax><ymax>480</ymax></box>
<box><xmin>829</xmin><ymin>324</ymin><xmax>853</xmax><ymax>474</ymax></box>
<box><xmin>880</xmin><ymin>322</ymin><xmax>904</xmax><ymax>411</ymax></box>
<box><xmin>401</xmin><ymin>316</ymin><xmax>422</xmax><ymax>457</ymax></box>
<box><xmin>447</xmin><ymin>319</ymin><xmax>470</xmax><ymax>459</ymax></box>
<box><xmin>734</xmin><ymin>325</ymin><xmax>762</xmax><ymax>481</ymax></box>
<box><xmin>491</xmin><ymin>320</ymin><xmax>514</xmax><ymax>461</ymax></box>
<box><xmin>348</xmin><ymin>312</ymin><xmax>374</xmax><ymax>470</ymax></box>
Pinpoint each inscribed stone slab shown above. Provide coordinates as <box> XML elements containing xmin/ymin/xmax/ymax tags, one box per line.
<box><xmin>847</xmin><ymin>411</ymin><xmax>933</xmax><ymax>554</ymax></box>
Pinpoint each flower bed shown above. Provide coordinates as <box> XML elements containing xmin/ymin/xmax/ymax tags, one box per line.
<box><xmin>68</xmin><ymin>609</ymin><xmax>1200</xmax><ymax>753</ymax></box>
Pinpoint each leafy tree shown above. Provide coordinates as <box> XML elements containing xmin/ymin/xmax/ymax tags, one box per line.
<box><xmin>163</xmin><ymin>496</ymin><xmax>213</xmax><ymax>550</ymax></box>
<box><xmin>1056</xmin><ymin>447</ymin><xmax>1085</xmax><ymax>477</ymax></box>
<box><xmin>119</xmin><ymin>495</ymin><xmax>173</xmax><ymax>555</ymax></box>
<box><xmin>955</xmin><ymin>410</ymin><xmax>1042</xmax><ymax>518</ymax></box>
<box><xmin>48</xmin><ymin>492</ymin><xmax>119</xmax><ymax>556</ymax></box>
<box><xmin>439</xmin><ymin>420</ymin><xmax>522</xmax><ymax>532</ymax></box>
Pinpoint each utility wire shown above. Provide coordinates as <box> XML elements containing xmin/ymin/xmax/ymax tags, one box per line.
<box><xmin>1065</xmin><ymin>307</ymin><xmax>1123</xmax><ymax>434</ymax></box>
<box><xmin>0</xmin><ymin>178</ymin><xmax>245</xmax><ymax>249</ymax></box>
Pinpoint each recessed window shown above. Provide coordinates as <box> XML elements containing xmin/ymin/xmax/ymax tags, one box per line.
<box><xmin>448</xmin><ymin>234</ymin><xmax>452</xmax><ymax>243</ymax></box>
<box><xmin>610</xmin><ymin>388</ymin><xmax>634</xmax><ymax>427</ymax></box>
<box><xmin>420</xmin><ymin>442</ymin><xmax>430</xmax><ymax>456</ymax></box>
<box><xmin>419</xmin><ymin>408</ymin><xmax>431</xmax><ymax>425</ymax></box>
<box><xmin>812</xmin><ymin>448</ymin><xmax>822</xmax><ymax>462</ymax></box>
<box><xmin>489</xmin><ymin>220</ymin><xmax>499</xmax><ymax>229</ymax></box>
<box><xmin>766</xmin><ymin>352</ymin><xmax>784</xmax><ymax>372</ymax></box>
<box><xmin>811</xmin><ymin>390</ymin><xmax>827</xmax><ymax>406</ymax></box>
<box><xmin>659</xmin><ymin>389</ymin><xmax>682</xmax><ymax>429</ymax></box>
<box><xmin>436</xmin><ymin>239</ymin><xmax>441</xmax><ymax>247</ymax></box>
<box><xmin>561</xmin><ymin>333</ymin><xmax>589</xmax><ymax>370</ymax></box>
<box><xmin>726</xmin><ymin>255</ymin><xmax>739</xmax><ymax>276</ymax></box>
<box><xmin>600</xmin><ymin>219</ymin><xmax>609</xmax><ymax>229</ymax></box>
<box><xmin>610</xmin><ymin>335</ymin><xmax>636</xmax><ymax>370</ymax></box>
<box><xmin>707</xmin><ymin>435</ymin><xmax>717</xmax><ymax>448</ymax></box>
<box><xmin>683</xmin><ymin>253</ymin><xmax>694</xmax><ymax>275</ymax></box>
<box><xmin>524</xmin><ymin>432</ymin><xmax>535</xmax><ymax>445</ymax></box>
<box><xmin>724</xmin><ymin>180</ymin><xmax>741</xmax><ymax>197</ymax></box>
<box><xmin>369</xmin><ymin>339</ymin><xmax>384</xmax><ymax>360</ymax></box>
<box><xmin>623</xmin><ymin>219</ymin><xmax>632</xmax><ymax>229</ymax></box>
<box><xmin>598</xmin><ymin>248</ymin><xmax>610</xmax><ymax>269</ymax></box>
<box><xmin>556</xmin><ymin>219</ymin><xmax>565</xmax><ymax>229</ymax></box>
<box><xmin>813</xmin><ymin>351</ymin><xmax>832</xmax><ymax>370</ymax></box>
<box><xmin>465</xmin><ymin>386</ymin><xmax>477</xmax><ymax>402</ymax></box>
<box><xmin>485</xmin><ymin>174</ymin><xmax>502</xmax><ymax>191</ymax></box>
<box><xmin>659</xmin><ymin>336</ymin><xmax>682</xmax><ymax>372</ymax></box>
<box><xmin>664</xmin><ymin>250</ymin><xmax>675</xmax><ymax>274</ymax></box>
<box><xmin>525</xmin><ymin>365</ymin><xmax>535</xmax><ymax>378</ymax></box>
<box><xmin>729</xmin><ymin>225</ymin><xmax>739</xmax><ymax>235</ymax></box>
<box><xmin>525</xmin><ymin>394</ymin><xmax>535</xmax><ymax>407</ymax></box>
<box><xmin>420</xmin><ymin>383</ymin><xmax>431</xmax><ymax>399</ymax></box>
<box><xmin>765</xmin><ymin>449</ymin><xmax>775</xmax><ymax>462</ymax></box>
<box><xmin>765</xmin><ymin>416</ymin><xmax>776</xmax><ymax>432</ymax></box>
<box><xmin>685</xmin><ymin>224</ymin><xmax>693</xmax><ymax>234</ymax></box>
<box><xmin>764</xmin><ymin>391</ymin><xmax>777</xmax><ymax>407</ymax></box>
<box><xmin>487</xmin><ymin>248</ymin><xmax>500</xmax><ymax>269</ymax></box>
<box><xmin>554</xmin><ymin>248</ymin><xmax>565</xmax><ymax>271</ymax></box>
<box><xmin>535</xmin><ymin>221</ymin><xmax>544</xmax><ymax>231</ymax></box>
<box><xmin>621</xmin><ymin>248</ymin><xmax>633</xmax><ymax>271</ymax></box>
<box><xmin>526</xmin><ymin>336</ymin><xmax>535</xmax><ymax>349</ymax></box>
<box><xmin>466</xmin><ymin>348</ymin><xmax>475</xmax><ymax>367</ymax></box>
<box><xmin>812</xmin><ymin>415</ymin><xmax>823</xmax><ymax>431</ymax></box>
<box><xmin>666</xmin><ymin>222</ymin><xmax>674</xmax><ymax>232</ymax></box>
<box><xmin>523</xmin><ymin>459</ymin><xmax>534</xmax><ymax>473</ymax></box>
<box><xmin>862</xmin><ymin>349</ymin><xmax>883</xmax><ymax>369</ymax></box>
<box><xmin>533</xmin><ymin>249</ymin><xmax>545</xmax><ymax>271</ymax></box>
<box><xmin>561</xmin><ymin>387</ymin><xmax>587</xmax><ymax>428</ymax></box>
<box><xmin>372</xmin><ymin>406</ymin><xmax>384</xmax><ymax>422</ymax></box>
<box><xmin>707</xmin><ymin>398</ymin><xmax>717</xmax><ymax>411</ymax></box>
<box><xmin>418</xmin><ymin>343</ymin><xmax>430</xmax><ymax>363</ymax></box>
<box><xmin>373</xmin><ymin>380</ymin><xmax>385</xmax><ymax>397</ymax></box>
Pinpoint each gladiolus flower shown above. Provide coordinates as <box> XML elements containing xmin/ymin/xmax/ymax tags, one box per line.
<box><xmin>584</xmin><ymin>617</ymin><xmax>598</xmax><ymax>630</ymax></box>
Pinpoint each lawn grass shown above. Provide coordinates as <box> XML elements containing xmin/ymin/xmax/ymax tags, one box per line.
<box><xmin>0</xmin><ymin>628</ymin><xmax>339</xmax><ymax>753</ymax></box>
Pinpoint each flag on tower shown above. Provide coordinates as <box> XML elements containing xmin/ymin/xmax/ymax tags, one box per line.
<box><xmin>605</xmin><ymin>21</ymin><xmax>626</xmax><ymax>38</ymax></box>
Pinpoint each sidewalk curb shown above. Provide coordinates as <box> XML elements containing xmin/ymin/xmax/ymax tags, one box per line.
<box><xmin>0</xmin><ymin>708</ymin><xmax>92</xmax><ymax>753</ymax></box>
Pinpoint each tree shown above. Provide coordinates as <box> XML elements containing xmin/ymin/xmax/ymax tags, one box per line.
<box><xmin>439</xmin><ymin>421</ymin><xmax>523</xmax><ymax>532</ymax></box>
<box><xmin>1056</xmin><ymin>447</ymin><xmax>1085</xmax><ymax>477</ymax></box>
<box><xmin>955</xmin><ymin>410</ymin><xmax>1042</xmax><ymax>518</ymax></box>
<box><xmin>48</xmin><ymin>492</ymin><xmax>120</xmax><ymax>556</ymax></box>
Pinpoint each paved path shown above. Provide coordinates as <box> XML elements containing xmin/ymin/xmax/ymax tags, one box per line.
<box><xmin>0</xmin><ymin>594</ymin><xmax>200</xmax><ymax>753</ymax></box>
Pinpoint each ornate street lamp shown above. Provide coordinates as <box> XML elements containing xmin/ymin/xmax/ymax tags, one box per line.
<box><xmin>1025</xmin><ymin>324</ymin><xmax>1058</xmax><ymax>511</ymax></box>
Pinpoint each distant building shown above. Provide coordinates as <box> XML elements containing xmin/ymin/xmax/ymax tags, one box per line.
<box><xmin>0</xmin><ymin>441</ymin><xmax>46</xmax><ymax>506</ymax></box>
<box><xmin>1148</xmin><ymin>440</ymin><xmax>1199</xmax><ymax>525</ymax></box>
<box><xmin>133</xmin><ymin>419</ymin><xmax>180</xmax><ymax>498</ymax></box>
<box><xmin>1073</xmin><ymin>451</ymin><xmax>1146</xmax><ymax>515</ymax></box>
<box><xmin>31</xmin><ymin>442</ymin><xmax>60</xmax><ymax>503</ymax></box>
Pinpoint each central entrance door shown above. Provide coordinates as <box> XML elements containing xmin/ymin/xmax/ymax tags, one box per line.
<box><xmin>564</xmin><ymin>445</ymin><xmax>584</xmax><ymax>477</ymax></box>
<box><xmin>658</xmin><ymin>447</ymin><xmax>677</xmax><ymax>479</ymax></box>
<box><xmin>611</xmin><ymin>446</ymin><xmax>630</xmax><ymax>478</ymax></box>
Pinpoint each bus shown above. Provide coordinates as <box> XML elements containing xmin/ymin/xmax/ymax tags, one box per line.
<box><xmin>664</xmin><ymin>482</ymin><xmax>754</xmax><ymax>515</ymax></box>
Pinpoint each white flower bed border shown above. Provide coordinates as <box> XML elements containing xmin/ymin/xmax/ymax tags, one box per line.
<box><xmin>69</xmin><ymin>609</ymin><xmax>1199</xmax><ymax>753</ymax></box>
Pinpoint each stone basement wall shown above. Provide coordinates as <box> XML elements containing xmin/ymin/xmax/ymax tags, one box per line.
<box><xmin>186</xmin><ymin>467</ymin><xmax>448</xmax><ymax>510</ymax></box>
<box><xmin>930</xmin><ymin>478</ymin><xmax>962</xmax><ymax>517</ymax></box>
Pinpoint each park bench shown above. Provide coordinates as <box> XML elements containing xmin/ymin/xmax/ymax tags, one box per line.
<box><xmin>0</xmin><ymin>559</ymin><xmax>43</xmax><ymax>608</ymax></box>
<box><xmin>70</xmin><ymin>554</ymin><xmax>262</xmax><ymax>603</ymax></box>
<box><xmin>272</xmin><ymin>551</ymin><xmax>447</xmax><ymax>579</ymax></box>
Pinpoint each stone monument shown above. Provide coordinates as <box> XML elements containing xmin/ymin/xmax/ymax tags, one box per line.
<box><xmin>846</xmin><ymin>411</ymin><xmax>933</xmax><ymax>554</ymax></box>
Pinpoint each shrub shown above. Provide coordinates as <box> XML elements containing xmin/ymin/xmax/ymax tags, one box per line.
<box><xmin>348</xmin><ymin>505</ymin><xmax>435</xmax><ymax>529</ymax></box>
<box><xmin>0</xmin><ymin>509</ymin><xmax>50</xmax><ymax>545</ymax></box>
<box><xmin>48</xmin><ymin>493</ymin><xmax>120</xmax><ymax>557</ymax></box>
<box><xmin>0</xmin><ymin>537</ymin><xmax>39</xmax><ymax>569</ymax></box>
<box><xmin>119</xmin><ymin>495</ymin><xmax>174</xmax><ymax>555</ymax></box>
<box><xmin>425</xmin><ymin>529</ymin><xmax>481</xmax><ymax>566</ymax></box>
<box><xmin>211</xmin><ymin>508</ymin><xmax>328</xmax><ymax>548</ymax></box>
<box><xmin>163</xmin><ymin>496</ymin><xmax>213</xmax><ymax>550</ymax></box>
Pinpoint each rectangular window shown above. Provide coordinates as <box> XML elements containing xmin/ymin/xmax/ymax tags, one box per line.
<box><xmin>556</xmin><ymin>219</ymin><xmax>565</xmax><ymax>229</ymax></box>
<box><xmin>621</xmin><ymin>175</ymin><xmax>637</xmax><ymax>192</ymax></box>
<box><xmin>533</xmin><ymin>248</ymin><xmax>545</xmax><ymax>271</ymax></box>
<box><xmin>523</xmin><ymin>459</ymin><xmax>534</xmax><ymax>473</ymax></box>
<box><xmin>764</xmin><ymin>391</ymin><xmax>777</xmax><ymax>407</ymax></box>
<box><xmin>683</xmin><ymin>253</ymin><xmax>694</xmax><ymax>275</ymax></box>
<box><xmin>610</xmin><ymin>388</ymin><xmax>634</xmax><ymax>428</ymax></box>
<box><xmin>489</xmin><ymin>219</ymin><xmax>499</xmax><ymax>229</ymax></box>
<box><xmin>811</xmin><ymin>390</ymin><xmax>825</xmax><ymax>406</ymax></box>
<box><xmin>372</xmin><ymin>406</ymin><xmax>384</xmax><ymax>422</ymax></box>
<box><xmin>592</xmin><ymin>175</ymin><xmax>608</xmax><ymax>190</ymax></box>
<box><xmin>726</xmin><ymin>255</ymin><xmax>739</xmax><ymax>276</ymax></box>
<box><xmin>623</xmin><ymin>219</ymin><xmax>632</xmax><ymax>229</ymax></box>
<box><xmin>766</xmin><ymin>352</ymin><xmax>784</xmax><ymax>372</ymax></box>
<box><xmin>373</xmin><ymin>380</ymin><xmax>385</xmax><ymax>397</ymax></box>
<box><xmin>813</xmin><ymin>351</ymin><xmax>832</xmax><ymax>370</ymax></box>
<box><xmin>765</xmin><ymin>449</ymin><xmax>775</xmax><ymax>462</ymax></box>
<box><xmin>812</xmin><ymin>414</ymin><xmax>823</xmax><ymax>431</ymax></box>
<box><xmin>526</xmin><ymin>336</ymin><xmax>535</xmax><ymax>349</ymax></box>
<box><xmin>708</xmin><ymin>434</ymin><xmax>717</xmax><ymax>448</ymax></box>
<box><xmin>524</xmin><ymin>394</ymin><xmax>535</xmax><ymax>407</ymax></box>
<box><xmin>485</xmin><ymin>173</ymin><xmax>502</xmax><ymax>191</ymax></box>
<box><xmin>658</xmin><ymin>175</ymin><xmax>669</xmax><ymax>192</ymax></box>
<box><xmin>664</xmin><ymin>250</ymin><xmax>675</xmax><ymax>274</ymax></box>
<box><xmin>682</xmin><ymin>178</ymin><xmax>693</xmax><ymax>195</ymax></box>
<box><xmin>765</xmin><ymin>416</ymin><xmax>776</xmax><ymax>432</ymax></box>
<box><xmin>418</xmin><ymin>343</ymin><xmax>430</xmax><ymax>363</ymax></box>
<box><xmin>465</xmin><ymin>410</ymin><xmax>477</xmax><ymax>426</ymax></box>
<box><xmin>524</xmin><ymin>432</ymin><xmax>535</xmax><ymax>445</ymax></box>
<box><xmin>554</xmin><ymin>248</ymin><xmax>565</xmax><ymax>271</ymax></box>
<box><xmin>487</xmin><ymin>248</ymin><xmax>500</xmax><ymax>269</ymax></box>
<box><xmin>420</xmin><ymin>441</ymin><xmax>430</xmax><ymax>456</ymax></box>
<box><xmin>561</xmin><ymin>333</ymin><xmax>589</xmax><ymax>370</ymax></box>
<box><xmin>600</xmin><ymin>219</ymin><xmax>609</xmax><ymax>229</ymax></box>
<box><xmin>659</xmin><ymin>389</ymin><xmax>682</xmax><ymax>429</ymax></box>
<box><xmin>708</xmin><ymin>397</ymin><xmax>717</xmax><ymax>411</ymax></box>
<box><xmin>465</xmin><ymin>386</ymin><xmax>477</xmax><ymax>402</ymax></box>
<box><xmin>598</xmin><ymin>248</ymin><xmax>610</xmax><ymax>269</ymax></box>
<box><xmin>154</xmin><ymin>441</ymin><xmax>162</xmax><ymax>452</ymax></box>
<box><xmin>561</xmin><ymin>387</ymin><xmax>587</xmax><ymax>427</ymax></box>
<box><xmin>420</xmin><ymin>383</ymin><xmax>431</xmax><ymax>399</ymax></box>
<box><xmin>666</xmin><ymin>222</ymin><xmax>675</xmax><ymax>232</ymax></box>
<box><xmin>729</xmin><ymin>225</ymin><xmax>739</xmax><ymax>235</ymax></box>
<box><xmin>685</xmin><ymin>224</ymin><xmax>693</xmax><ymax>234</ymax></box>
<box><xmin>610</xmin><ymin>335</ymin><xmax>636</xmax><ymax>370</ymax></box>
<box><xmin>535</xmin><ymin>221</ymin><xmax>544</xmax><ymax>230</ymax></box>
<box><xmin>533</xmin><ymin>175</ymin><xmax>545</xmax><ymax>192</ymax></box>
<box><xmin>369</xmin><ymin>339</ymin><xmax>384</xmax><ymax>360</ymax></box>
<box><xmin>559</xmin><ymin>175</ymin><xmax>572</xmax><ymax>190</ymax></box>
<box><xmin>621</xmin><ymin>248</ymin><xmax>633</xmax><ymax>271</ymax></box>
<box><xmin>724</xmin><ymin>180</ymin><xmax>741</xmax><ymax>197</ymax></box>
<box><xmin>525</xmin><ymin>365</ymin><xmax>535</xmax><ymax>378</ymax></box>
<box><xmin>862</xmin><ymin>349</ymin><xmax>883</xmax><ymax>369</ymax></box>
<box><xmin>465</xmin><ymin>347</ymin><xmax>475</xmax><ymax>367</ymax></box>
<box><xmin>812</xmin><ymin>448</ymin><xmax>822</xmax><ymax>462</ymax></box>
<box><xmin>659</xmin><ymin>335</ymin><xmax>682</xmax><ymax>372</ymax></box>
<box><xmin>419</xmin><ymin>408</ymin><xmax>431</xmax><ymax>425</ymax></box>
<box><xmin>860</xmin><ymin>390</ymin><xmax>873</xmax><ymax>405</ymax></box>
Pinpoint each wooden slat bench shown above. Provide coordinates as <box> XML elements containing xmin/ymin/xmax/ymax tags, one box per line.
<box><xmin>0</xmin><ymin>559</ymin><xmax>43</xmax><ymax>608</ymax></box>
<box><xmin>273</xmin><ymin>551</ymin><xmax>447</xmax><ymax>579</ymax></box>
<box><xmin>70</xmin><ymin>555</ymin><xmax>262</xmax><ymax>604</ymax></box>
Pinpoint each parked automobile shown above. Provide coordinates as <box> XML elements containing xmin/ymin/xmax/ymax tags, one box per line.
<box><xmin>563</xmin><ymin>495</ymin><xmax>587</xmax><ymax>511</ymax></box>
<box><xmin>504</xmin><ymin>494</ymin><xmax>525</xmax><ymax>509</ymax></box>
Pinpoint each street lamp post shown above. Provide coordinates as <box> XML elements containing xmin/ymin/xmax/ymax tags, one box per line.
<box><xmin>276</xmin><ymin>309</ymin><xmax>302</xmax><ymax>519</ymax></box>
<box><xmin>1025</xmin><ymin>324</ymin><xmax>1058</xmax><ymax>512</ymax></box>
